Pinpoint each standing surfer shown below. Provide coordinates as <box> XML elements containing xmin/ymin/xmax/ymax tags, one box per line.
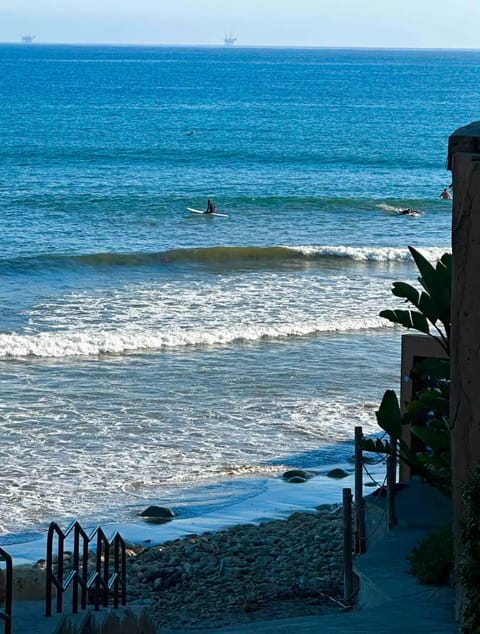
<box><xmin>205</xmin><ymin>199</ymin><xmax>216</xmax><ymax>214</ymax></box>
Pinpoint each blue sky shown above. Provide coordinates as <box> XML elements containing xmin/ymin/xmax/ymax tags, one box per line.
<box><xmin>1</xmin><ymin>0</ymin><xmax>479</xmax><ymax>48</ymax></box>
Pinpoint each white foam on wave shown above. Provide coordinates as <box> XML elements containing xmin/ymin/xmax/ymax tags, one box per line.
<box><xmin>288</xmin><ymin>245</ymin><xmax>450</xmax><ymax>262</ymax></box>
<box><xmin>4</xmin><ymin>457</ymin><xmax>390</xmax><ymax>564</ymax></box>
<box><xmin>376</xmin><ymin>203</ymin><xmax>405</xmax><ymax>212</ymax></box>
<box><xmin>5</xmin><ymin>460</ymin><xmax>390</xmax><ymax>564</ymax></box>
<box><xmin>0</xmin><ymin>316</ymin><xmax>389</xmax><ymax>359</ymax></box>
<box><xmin>0</xmin><ymin>392</ymin><xmax>380</xmax><ymax>535</ymax></box>
<box><xmin>1</xmin><ymin>266</ymin><xmax>400</xmax><ymax>359</ymax></box>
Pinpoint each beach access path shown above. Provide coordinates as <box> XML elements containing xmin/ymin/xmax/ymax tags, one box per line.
<box><xmin>5</xmin><ymin>482</ymin><xmax>454</xmax><ymax>633</ymax></box>
<box><xmin>153</xmin><ymin>481</ymin><xmax>455</xmax><ymax>633</ymax></box>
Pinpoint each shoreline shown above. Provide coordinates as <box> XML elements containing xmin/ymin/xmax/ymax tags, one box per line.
<box><xmin>1</xmin><ymin>460</ymin><xmax>385</xmax><ymax>565</ymax></box>
<box><xmin>2</xmin><ymin>461</ymin><xmax>386</xmax><ymax>627</ymax></box>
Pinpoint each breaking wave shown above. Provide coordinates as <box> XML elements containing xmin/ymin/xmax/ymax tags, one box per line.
<box><xmin>1</xmin><ymin>245</ymin><xmax>449</xmax><ymax>275</ymax></box>
<box><xmin>0</xmin><ymin>316</ymin><xmax>388</xmax><ymax>359</ymax></box>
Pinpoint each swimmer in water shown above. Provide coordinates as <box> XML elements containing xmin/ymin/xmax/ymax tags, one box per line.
<box><xmin>398</xmin><ymin>208</ymin><xmax>420</xmax><ymax>216</ymax></box>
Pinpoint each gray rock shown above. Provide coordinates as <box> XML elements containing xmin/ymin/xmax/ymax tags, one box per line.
<box><xmin>326</xmin><ymin>468</ymin><xmax>349</xmax><ymax>479</ymax></box>
<box><xmin>139</xmin><ymin>505</ymin><xmax>175</xmax><ymax>523</ymax></box>
<box><xmin>282</xmin><ymin>469</ymin><xmax>312</xmax><ymax>481</ymax></box>
<box><xmin>287</xmin><ymin>475</ymin><xmax>308</xmax><ymax>483</ymax></box>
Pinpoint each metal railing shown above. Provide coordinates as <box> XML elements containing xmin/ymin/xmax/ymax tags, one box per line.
<box><xmin>342</xmin><ymin>487</ymin><xmax>354</xmax><ymax>602</ymax></box>
<box><xmin>45</xmin><ymin>521</ymin><xmax>127</xmax><ymax>617</ymax></box>
<box><xmin>343</xmin><ymin>426</ymin><xmax>397</xmax><ymax>601</ymax></box>
<box><xmin>354</xmin><ymin>426</ymin><xmax>367</xmax><ymax>554</ymax></box>
<box><xmin>0</xmin><ymin>547</ymin><xmax>12</xmax><ymax>634</ymax></box>
<box><xmin>354</xmin><ymin>426</ymin><xmax>397</xmax><ymax>549</ymax></box>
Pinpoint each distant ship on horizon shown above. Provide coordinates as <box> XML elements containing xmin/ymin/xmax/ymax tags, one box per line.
<box><xmin>21</xmin><ymin>34</ymin><xmax>35</xmax><ymax>44</ymax></box>
<box><xmin>224</xmin><ymin>33</ymin><xmax>237</xmax><ymax>47</ymax></box>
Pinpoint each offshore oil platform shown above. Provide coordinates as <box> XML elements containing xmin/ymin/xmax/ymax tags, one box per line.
<box><xmin>224</xmin><ymin>33</ymin><xmax>237</xmax><ymax>47</ymax></box>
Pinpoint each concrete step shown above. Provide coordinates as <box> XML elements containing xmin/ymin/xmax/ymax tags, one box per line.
<box><xmin>10</xmin><ymin>601</ymin><xmax>155</xmax><ymax>634</ymax></box>
<box><xmin>11</xmin><ymin>601</ymin><xmax>88</xmax><ymax>634</ymax></box>
<box><xmin>83</xmin><ymin>605</ymin><xmax>156</xmax><ymax>634</ymax></box>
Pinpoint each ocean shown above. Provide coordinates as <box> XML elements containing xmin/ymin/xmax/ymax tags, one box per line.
<box><xmin>0</xmin><ymin>44</ymin><xmax>469</xmax><ymax>545</ymax></box>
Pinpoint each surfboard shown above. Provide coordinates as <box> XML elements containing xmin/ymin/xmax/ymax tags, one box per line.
<box><xmin>187</xmin><ymin>207</ymin><xmax>229</xmax><ymax>218</ymax></box>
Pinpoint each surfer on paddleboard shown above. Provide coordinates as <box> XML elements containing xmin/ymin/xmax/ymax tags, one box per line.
<box><xmin>205</xmin><ymin>199</ymin><xmax>216</xmax><ymax>214</ymax></box>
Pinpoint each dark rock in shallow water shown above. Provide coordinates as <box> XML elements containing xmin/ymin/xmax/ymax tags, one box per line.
<box><xmin>140</xmin><ymin>506</ymin><xmax>175</xmax><ymax>523</ymax></box>
<box><xmin>326</xmin><ymin>468</ymin><xmax>349</xmax><ymax>479</ymax></box>
<box><xmin>286</xmin><ymin>476</ymin><xmax>307</xmax><ymax>483</ymax></box>
<box><xmin>282</xmin><ymin>469</ymin><xmax>312</xmax><ymax>481</ymax></box>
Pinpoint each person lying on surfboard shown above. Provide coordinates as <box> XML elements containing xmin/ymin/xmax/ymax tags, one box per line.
<box><xmin>398</xmin><ymin>208</ymin><xmax>420</xmax><ymax>216</ymax></box>
<box><xmin>205</xmin><ymin>199</ymin><xmax>216</xmax><ymax>214</ymax></box>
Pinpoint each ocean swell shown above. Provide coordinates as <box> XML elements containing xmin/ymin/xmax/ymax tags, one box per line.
<box><xmin>1</xmin><ymin>245</ymin><xmax>449</xmax><ymax>275</ymax></box>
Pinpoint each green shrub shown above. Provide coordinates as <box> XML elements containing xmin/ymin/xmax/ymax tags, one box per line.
<box><xmin>462</xmin><ymin>465</ymin><xmax>480</xmax><ymax>633</ymax></box>
<box><xmin>406</xmin><ymin>525</ymin><xmax>454</xmax><ymax>585</ymax></box>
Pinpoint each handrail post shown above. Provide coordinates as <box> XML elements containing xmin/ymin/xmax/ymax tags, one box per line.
<box><xmin>113</xmin><ymin>538</ymin><xmax>119</xmax><ymax>609</ymax></box>
<box><xmin>81</xmin><ymin>532</ymin><xmax>89</xmax><ymax>610</ymax></box>
<box><xmin>343</xmin><ymin>487</ymin><xmax>354</xmax><ymax>602</ymax></box>
<box><xmin>387</xmin><ymin>437</ymin><xmax>397</xmax><ymax>529</ymax></box>
<box><xmin>45</xmin><ymin>524</ymin><xmax>55</xmax><ymax>617</ymax></box>
<box><xmin>72</xmin><ymin>524</ymin><xmax>80</xmax><ymax>613</ymax></box>
<box><xmin>113</xmin><ymin>536</ymin><xmax>125</xmax><ymax>608</ymax></box>
<box><xmin>56</xmin><ymin>532</ymin><xmax>64</xmax><ymax>614</ymax></box>
<box><xmin>94</xmin><ymin>532</ymin><xmax>102</xmax><ymax>611</ymax></box>
<box><xmin>354</xmin><ymin>426</ymin><xmax>366</xmax><ymax>553</ymax></box>
<box><xmin>102</xmin><ymin>533</ymin><xmax>109</xmax><ymax>608</ymax></box>
<box><xmin>120</xmin><ymin>537</ymin><xmax>127</xmax><ymax>606</ymax></box>
<box><xmin>0</xmin><ymin>547</ymin><xmax>13</xmax><ymax>634</ymax></box>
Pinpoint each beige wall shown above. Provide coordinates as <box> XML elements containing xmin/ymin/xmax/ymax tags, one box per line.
<box><xmin>399</xmin><ymin>334</ymin><xmax>447</xmax><ymax>481</ymax></box>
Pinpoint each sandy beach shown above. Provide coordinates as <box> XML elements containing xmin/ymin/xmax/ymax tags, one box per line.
<box><xmin>126</xmin><ymin>505</ymin><xmax>345</xmax><ymax>631</ymax></box>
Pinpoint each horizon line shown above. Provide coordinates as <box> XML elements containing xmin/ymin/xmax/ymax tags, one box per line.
<box><xmin>2</xmin><ymin>41</ymin><xmax>480</xmax><ymax>52</ymax></box>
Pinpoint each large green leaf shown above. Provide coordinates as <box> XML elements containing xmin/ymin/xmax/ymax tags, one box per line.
<box><xmin>379</xmin><ymin>309</ymin><xmax>430</xmax><ymax>334</ymax></box>
<box><xmin>409</xmin><ymin>247</ymin><xmax>441</xmax><ymax>299</ymax></box>
<box><xmin>417</xmin><ymin>293</ymin><xmax>442</xmax><ymax>325</ymax></box>
<box><xmin>391</xmin><ymin>283</ymin><xmax>440</xmax><ymax>326</ymax></box>
<box><xmin>411</xmin><ymin>425</ymin><xmax>450</xmax><ymax>453</ymax></box>
<box><xmin>391</xmin><ymin>282</ymin><xmax>422</xmax><ymax>306</ymax></box>
<box><xmin>409</xmin><ymin>247</ymin><xmax>451</xmax><ymax>334</ymax></box>
<box><xmin>380</xmin><ymin>248</ymin><xmax>451</xmax><ymax>352</ymax></box>
<box><xmin>436</xmin><ymin>253</ymin><xmax>452</xmax><ymax>293</ymax></box>
<box><xmin>375</xmin><ymin>389</ymin><xmax>403</xmax><ymax>439</ymax></box>
<box><xmin>416</xmin><ymin>392</ymin><xmax>450</xmax><ymax>417</ymax></box>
